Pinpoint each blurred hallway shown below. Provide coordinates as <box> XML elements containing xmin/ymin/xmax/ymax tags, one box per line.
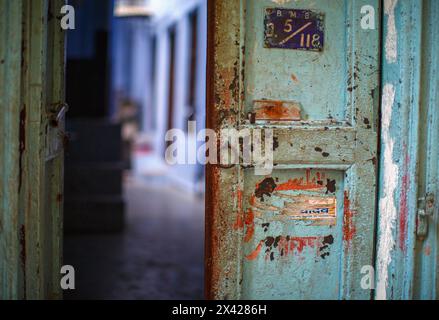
<box><xmin>64</xmin><ymin>175</ymin><xmax>204</xmax><ymax>300</ymax></box>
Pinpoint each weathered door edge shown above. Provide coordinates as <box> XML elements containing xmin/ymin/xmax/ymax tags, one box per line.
<box><xmin>0</xmin><ymin>0</ymin><xmax>66</xmax><ymax>299</ymax></box>
<box><xmin>205</xmin><ymin>0</ymin><xmax>245</xmax><ymax>300</ymax></box>
<box><xmin>375</xmin><ymin>0</ymin><xmax>439</xmax><ymax>300</ymax></box>
<box><xmin>204</xmin><ymin>0</ymin><xmax>216</xmax><ymax>300</ymax></box>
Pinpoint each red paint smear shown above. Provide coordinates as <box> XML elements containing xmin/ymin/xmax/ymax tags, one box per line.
<box><xmin>233</xmin><ymin>190</ymin><xmax>244</xmax><ymax>230</ymax></box>
<box><xmin>343</xmin><ymin>191</ymin><xmax>356</xmax><ymax>242</ymax></box>
<box><xmin>275</xmin><ymin>170</ymin><xmax>324</xmax><ymax>191</ymax></box>
<box><xmin>289</xmin><ymin>237</ymin><xmax>317</xmax><ymax>254</ymax></box>
<box><xmin>243</xmin><ymin>209</ymin><xmax>255</xmax><ymax>243</ymax></box>
<box><xmin>246</xmin><ymin>241</ymin><xmax>263</xmax><ymax>261</ymax></box>
<box><xmin>250</xmin><ymin>236</ymin><xmax>321</xmax><ymax>261</ymax></box>
<box><xmin>233</xmin><ymin>215</ymin><xmax>244</xmax><ymax>230</ymax></box>
<box><xmin>399</xmin><ymin>150</ymin><xmax>410</xmax><ymax>251</ymax></box>
<box><xmin>231</xmin><ymin>194</ymin><xmax>256</xmax><ymax>243</ymax></box>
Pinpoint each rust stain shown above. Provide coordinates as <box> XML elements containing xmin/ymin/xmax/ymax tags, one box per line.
<box><xmin>291</xmin><ymin>73</ymin><xmax>299</xmax><ymax>83</ymax></box>
<box><xmin>219</xmin><ymin>67</ymin><xmax>236</xmax><ymax>109</ymax></box>
<box><xmin>18</xmin><ymin>107</ymin><xmax>26</xmax><ymax>192</ymax></box>
<box><xmin>253</xmin><ymin>100</ymin><xmax>301</xmax><ymax>121</ymax></box>
<box><xmin>343</xmin><ymin>191</ymin><xmax>356</xmax><ymax>243</ymax></box>
<box><xmin>399</xmin><ymin>148</ymin><xmax>410</xmax><ymax>251</ymax></box>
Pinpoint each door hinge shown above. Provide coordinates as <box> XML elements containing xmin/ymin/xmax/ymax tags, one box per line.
<box><xmin>416</xmin><ymin>193</ymin><xmax>435</xmax><ymax>240</ymax></box>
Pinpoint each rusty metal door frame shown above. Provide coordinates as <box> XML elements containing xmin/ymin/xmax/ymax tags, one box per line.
<box><xmin>0</xmin><ymin>0</ymin><xmax>66</xmax><ymax>299</ymax></box>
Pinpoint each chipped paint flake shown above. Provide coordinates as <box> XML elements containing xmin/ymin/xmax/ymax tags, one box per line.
<box><xmin>376</xmin><ymin>84</ymin><xmax>398</xmax><ymax>300</ymax></box>
<box><xmin>271</xmin><ymin>0</ymin><xmax>292</xmax><ymax>4</ymax></box>
<box><xmin>245</xmin><ymin>235</ymin><xmax>334</xmax><ymax>261</ymax></box>
<box><xmin>343</xmin><ymin>191</ymin><xmax>356</xmax><ymax>242</ymax></box>
<box><xmin>384</xmin><ymin>0</ymin><xmax>398</xmax><ymax>63</ymax></box>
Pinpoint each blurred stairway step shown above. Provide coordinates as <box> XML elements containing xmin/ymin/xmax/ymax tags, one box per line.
<box><xmin>64</xmin><ymin>195</ymin><xmax>125</xmax><ymax>234</ymax></box>
<box><xmin>66</xmin><ymin>119</ymin><xmax>122</xmax><ymax>163</ymax></box>
<box><xmin>65</xmin><ymin>162</ymin><xmax>125</xmax><ymax>197</ymax></box>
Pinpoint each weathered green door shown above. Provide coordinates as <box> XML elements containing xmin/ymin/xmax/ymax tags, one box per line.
<box><xmin>0</xmin><ymin>0</ymin><xmax>66</xmax><ymax>299</ymax></box>
<box><xmin>206</xmin><ymin>0</ymin><xmax>380</xmax><ymax>300</ymax></box>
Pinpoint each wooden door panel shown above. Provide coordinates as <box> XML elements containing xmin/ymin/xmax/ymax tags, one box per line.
<box><xmin>206</xmin><ymin>0</ymin><xmax>380</xmax><ymax>300</ymax></box>
<box><xmin>0</xmin><ymin>0</ymin><xmax>65</xmax><ymax>299</ymax></box>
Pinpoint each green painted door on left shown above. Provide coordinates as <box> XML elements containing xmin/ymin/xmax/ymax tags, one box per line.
<box><xmin>0</xmin><ymin>0</ymin><xmax>66</xmax><ymax>299</ymax></box>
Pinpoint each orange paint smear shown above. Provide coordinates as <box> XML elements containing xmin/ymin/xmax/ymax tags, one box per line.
<box><xmin>275</xmin><ymin>170</ymin><xmax>325</xmax><ymax>191</ymax></box>
<box><xmin>233</xmin><ymin>215</ymin><xmax>244</xmax><ymax>230</ymax></box>
<box><xmin>291</xmin><ymin>74</ymin><xmax>299</xmax><ymax>83</ymax></box>
<box><xmin>343</xmin><ymin>191</ymin><xmax>356</xmax><ymax>242</ymax></box>
<box><xmin>233</xmin><ymin>190</ymin><xmax>244</xmax><ymax>230</ymax></box>
<box><xmin>245</xmin><ymin>241</ymin><xmax>263</xmax><ymax>261</ymax></box>
<box><xmin>243</xmin><ymin>209</ymin><xmax>255</xmax><ymax>243</ymax></box>
<box><xmin>289</xmin><ymin>237</ymin><xmax>318</xmax><ymax>254</ymax></box>
<box><xmin>232</xmin><ymin>194</ymin><xmax>256</xmax><ymax>243</ymax></box>
<box><xmin>254</xmin><ymin>100</ymin><xmax>301</xmax><ymax>121</ymax></box>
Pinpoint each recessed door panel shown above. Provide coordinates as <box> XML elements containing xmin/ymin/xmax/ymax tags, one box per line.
<box><xmin>241</xmin><ymin>169</ymin><xmax>344</xmax><ymax>299</ymax></box>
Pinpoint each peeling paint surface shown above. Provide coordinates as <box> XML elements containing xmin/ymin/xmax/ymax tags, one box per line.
<box><xmin>376</xmin><ymin>0</ymin><xmax>439</xmax><ymax>300</ymax></box>
<box><xmin>376</xmin><ymin>84</ymin><xmax>397</xmax><ymax>300</ymax></box>
<box><xmin>384</xmin><ymin>0</ymin><xmax>398</xmax><ymax>64</ymax></box>
<box><xmin>241</xmin><ymin>170</ymin><xmax>343</xmax><ymax>299</ymax></box>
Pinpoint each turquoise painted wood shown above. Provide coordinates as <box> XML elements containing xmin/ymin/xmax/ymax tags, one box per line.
<box><xmin>376</xmin><ymin>0</ymin><xmax>439</xmax><ymax>300</ymax></box>
<box><xmin>206</xmin><ymin>0</ymin><xmax>380</xmax><ymax>300</ymax></box>
<box><xmin>0</xmin><ymin>0</ymin><xmax>66</xmax><ymax>299</ymax></box>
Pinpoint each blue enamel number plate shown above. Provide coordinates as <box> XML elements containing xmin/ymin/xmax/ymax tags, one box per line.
<box><xmin>264</xmin><ymin>8</ymin><xmax>325</xmax><ymax>52</ymax></box>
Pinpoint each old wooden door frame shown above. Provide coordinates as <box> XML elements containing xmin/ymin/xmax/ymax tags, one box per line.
<box><xmin>0</xmin><ymin>0</ymin><xmax>66</xmax><ymax>299</ymax></box>
<box><xmin>206</xmin><ymin>0</ymin><xmax>439</xmax><ymax>300</ymax></box>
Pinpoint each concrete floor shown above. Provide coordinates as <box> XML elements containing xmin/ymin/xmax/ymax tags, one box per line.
<box><xmin>64</xmin><ymin>176</ymin><xmax>205</xmax><ymax>300</ymax></box>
